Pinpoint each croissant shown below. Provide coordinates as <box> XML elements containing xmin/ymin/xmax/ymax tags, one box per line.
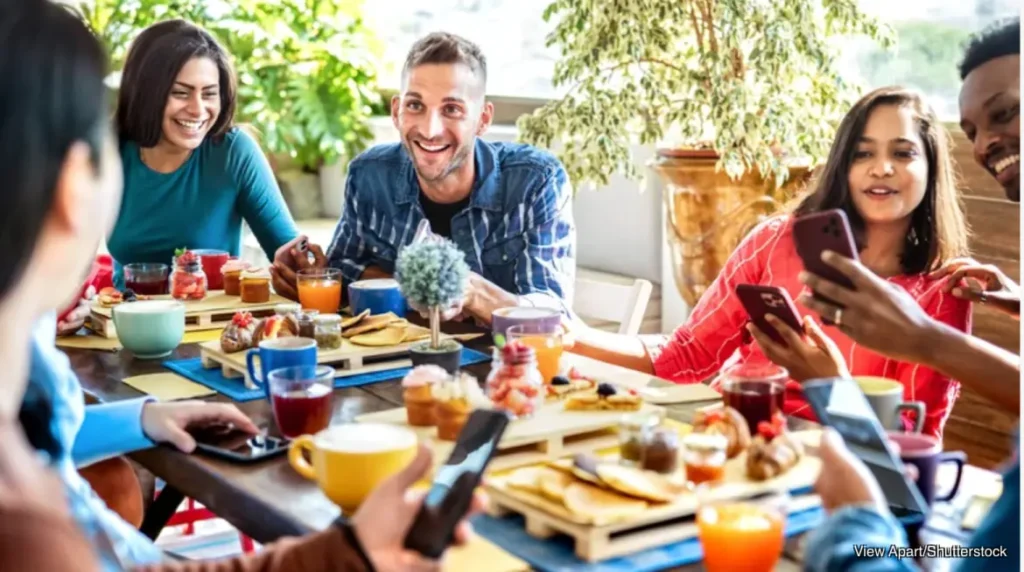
<box><xmin>691</xmin><ymin>406</ymin><xmax>751</xmax><ymax>459</ymax></box>
<box><xmin>252</xmin><ymin>315</ymin><xmax>299</xmax><ymax>345</ymax></box>
<box><xmin>746</xmin><ymin>432</ymin><xmax>803</xmax><ymax>481</ymax></box>
<box><xmin>220</xmin><ymin>312</ymin><xmax>257</xmax><ymax>353</ymax></box>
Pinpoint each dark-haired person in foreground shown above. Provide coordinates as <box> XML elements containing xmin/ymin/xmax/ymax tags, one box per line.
<box><xmin>800</xmin><ymin>18</ymin><xmax>1020</xmax><ymax>571</ymax></box>
<box><xmin>0</xmin><ymin>3</ymin><xmax>478</xmax><ymax>571</ymax></box>
<box><xmin>270</xmin><ymin>32</ymin><xmax>576</xmax><ymax>323</ymax></box>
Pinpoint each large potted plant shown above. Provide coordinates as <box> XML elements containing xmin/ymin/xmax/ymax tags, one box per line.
<box><xmin>517</xmin><ymin>0</ymin><xmax>892</xmax><ymax>306</ymax></box>
<box><xmin>395</xmin><ymin>240</ymin><xmax>470</xmax><ymax>375</ymax></box>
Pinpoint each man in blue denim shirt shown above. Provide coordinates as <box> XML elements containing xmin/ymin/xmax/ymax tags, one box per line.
<box><xmin>798</xmin><ymin>18</ymin><xmax>1020</xmax><ymax>571</ymax></box>
<box><xmin>271</xmin><ymin>32</ymin><xmax>576</xmax><ymax>323</ymax></box>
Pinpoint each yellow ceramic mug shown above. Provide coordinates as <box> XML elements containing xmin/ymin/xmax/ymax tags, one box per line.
<box><xmin>854</xmin><ymin>376</ymin><xmax>925</xmax><ymax>433</ymax></box>
<box><xmin>288</xmin><ymin>423</ymin><xmax>418</xmax><ymax>513</ymax></box>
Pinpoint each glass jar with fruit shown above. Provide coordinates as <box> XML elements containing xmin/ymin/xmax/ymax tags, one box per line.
<box><xmin>170</xmin><ymin>248</ymin><xmax>207</xmax><ymax>301</ymax></box>
<box><xmin>485</xmin><ymin>340</ymin><xmax>544</xmax><ymax>419</ymax></box>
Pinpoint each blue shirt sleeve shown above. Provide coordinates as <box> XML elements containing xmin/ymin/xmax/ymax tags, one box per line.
<box><xmin>72</xmin><ymin>398</ymin><xmax>156</xmax><ymax>467</ymax></box>
<box><xmin>229</xmin><ymin>128</ymin><xmax>299</xmax><ymax>259</ymax></box>
<box><xmin>957</xmin><ymin>457</ymin><xmax>1019</xmax><ymax>571</ymax></box>
<box><xmin>803</xmin><ymin>504</ymin><xmax>918</xmax><ymax>572</ymax></box>
<box><xmin>327</xmin><ymin>170</ymin><xmax>372</xmax><ymax>284</ymax></box>
<box><xmin>514</xmin><ymin>164</ymin><xmax>576</xmax><ymax>316</ymax></box>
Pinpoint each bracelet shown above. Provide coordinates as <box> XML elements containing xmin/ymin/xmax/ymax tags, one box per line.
<box><xmin>334</xmin><ymin>517</ymin><xmax>376</xmax><ymax>571</ymax></box>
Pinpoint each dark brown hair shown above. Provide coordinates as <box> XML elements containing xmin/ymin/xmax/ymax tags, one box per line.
<box><xmin>794</xmin><ymin>86</ymin><xmax>969</xmax><ymax>274</ymax></box>
<box><xmin>402</xmin><ymin>32</ymin><xmax>487</xmax><ymax>90</ymax></box>
<box><xmin>116</xmin><ymin>20</ymin><xmax>236</xmax><ymax>146</ymax></box>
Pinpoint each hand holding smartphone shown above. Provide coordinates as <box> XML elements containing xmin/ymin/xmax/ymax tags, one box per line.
<box><xmin>793</xmin><ymin>209</ymin><xmax>860</xmax><ymax>323</ymax></box>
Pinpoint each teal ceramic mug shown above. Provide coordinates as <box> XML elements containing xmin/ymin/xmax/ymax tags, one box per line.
<box><xmin>112</xmin><ymin>300</ymin><xmax>185</xmax><ymax>358</ymax></box>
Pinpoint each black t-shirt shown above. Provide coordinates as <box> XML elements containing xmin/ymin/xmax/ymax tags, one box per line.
<box><xmin>419</xmin><ymin>191</ymin><xmax>471</xmax><ymax>238</ymax></box>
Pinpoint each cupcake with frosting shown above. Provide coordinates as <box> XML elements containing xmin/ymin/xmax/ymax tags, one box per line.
<box><xmin>402</xmin><ymin>365</ymin><xmax>448</xmax><ymax>427</ymax></box>
<box><xmin>433</xmin><ymin>372</ymin><xmax>490</xmax><ymax>441</ymax></box>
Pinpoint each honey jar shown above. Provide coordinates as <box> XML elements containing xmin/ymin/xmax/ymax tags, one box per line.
<box><xmin>682</xmin><ymin>433</ymin><xmax>728</xmax><ymax>485</ymax></box>
<box><xmin>617</xmin><ymin>412</ymin><xmax>660</xmax><ymax>467</ymax></box>
<box><xmin>220</xmin><ymin>260</ymin><xmax>250</xmax><ymax>296</ymax></box>
<box><xmin>641</xmin><ymin>427</ymin><xmax>680</xmax><ymax>474</ymax></box>
<box><xmin>239</xmin><ymin>268</ymin><xmax>271</xmax><ymax>303</ymax></box>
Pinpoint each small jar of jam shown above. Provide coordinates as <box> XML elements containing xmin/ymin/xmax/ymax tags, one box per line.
<box><xmin>239</xmin><ymin>268</ymin><xmax>272</xmax><ymax>303</ymax></box>
<box><xmin>296</xmin><ymin>309</ymin><xmax>319</xmax><ymax>339</ymax></box>
<box><xmin>682</xmin><ymin>433</ymin><xmax>728</xmax><ymax>485</ymax></box>
<box><xmin>220</xmin><ymin>260</ymin><xmax>250</xmax><ymax>296</ymax></box>
<box><xmin>275</xmin><ymin>303</ymin><xmax>301</xmax><ymax>317</ymax></box>
<box><xmin>641</xmin><ymin>427</ymin><xmax>681</xmax><ymax>474</ymax></box>
<box><xmin>485</xmin><ymin>342</ymin><xmax>544</xmax><ymax>419</ymax></box>
<box><xmin>170</xmin><ymin>252</ymin><xmax>207</xmax><ymax>301</ymax></box>
<box><xmin>618</xmin><ymin>412</ymin><xmax>660</xmax><ymax>467</ymax></box>
<box><xmin>314</xmin><ymin>314</ymin><xmax>343</xmax><ymax>350</ymax></box>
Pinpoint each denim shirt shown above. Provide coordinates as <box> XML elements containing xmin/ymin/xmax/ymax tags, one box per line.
<box><xmin>30</xmin><ymin>314</ymin><xmax>164</xmax><ymax>570</ymax></box>
<box><xmin>804</xmin><ymin>446</ymin><xmax>1020</xmax><ymax>571</ymax></box>
<box><xmin>326</xmin><ymin>139</ymin><xmax>576</xmax><ymax>314</ymax></box>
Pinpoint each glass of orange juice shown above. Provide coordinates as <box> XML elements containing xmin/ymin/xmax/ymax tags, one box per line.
<box><xmin>697</xmin><ymin>489</ymin><xmax>788</xmax><ymax>572</ymax></box>
<box><xmin>506</xmin><ymin>324</ymin><xmax>563</xmax><ymax>384</ymax></box>
<box><xmin>297</xmin><ymin>268</ymin><xmax>342</xmax><ymax>314</ymax></box>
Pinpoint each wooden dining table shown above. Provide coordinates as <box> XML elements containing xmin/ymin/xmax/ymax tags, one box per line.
<box><xmin>63</xmin><ymin>329</ymin><xmax>1001</xmax><ymax>571</ymax></box>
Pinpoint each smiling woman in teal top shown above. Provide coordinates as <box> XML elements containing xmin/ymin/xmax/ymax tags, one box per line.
<box><xmin>106</xmin><ymin>20</ymin><xmax>297</xmax><ymax>286</ymax></box>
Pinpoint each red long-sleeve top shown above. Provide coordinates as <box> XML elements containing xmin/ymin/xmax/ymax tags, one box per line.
<box><xmin>652</xmin><ymin>216</ymin><xmax>971</xmax><ymax>439</ymax></box>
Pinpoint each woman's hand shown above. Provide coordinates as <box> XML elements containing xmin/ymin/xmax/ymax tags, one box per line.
<box><xmin>930</xmin><ymin>257</ymin><xmax>1020</xmax><ymax>318</ymax></box>
<box><xmin>140</xmin><ymin>401</ymin><xmax>258</xmax><ymax>453</ymax></box>
<box><xmin>352</xmin><ymin>444</ymin><xmax>485</xmax><ymax>571</ymax></box>
<box><xmin>797</xmin><ymin>250</ymin><xmax>940</xmax><ymax>364</ymax></box>
<box><xmin>747</xmin><ymin>314</ymin><xmax>849</xmax><ymax>382</ymax></box>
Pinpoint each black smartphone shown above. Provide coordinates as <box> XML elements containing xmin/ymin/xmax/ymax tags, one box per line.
<box><xmin>190</xmin><ymin>424</ymin><xmax>290</xmax><ymax>463</ymax></box>
<box><xmin>403</xmin><ymin>409</ymin><xmax>512</xmax><ymax>558</ymax></box>
<box><xmin>802</xmin><ymin>377</ymin><xmax>929</xmax><ymax>518</ymax></box>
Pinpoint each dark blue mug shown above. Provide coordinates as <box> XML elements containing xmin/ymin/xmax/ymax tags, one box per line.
<box><xmin>348</xmin><ymin>278</ymin><xmax>407</xmax><ymax>317</ymax></box>
<box><xmin>246</xmin><ymin>337</ymin><xmax>318</xmax><ymax>398</ymax></box>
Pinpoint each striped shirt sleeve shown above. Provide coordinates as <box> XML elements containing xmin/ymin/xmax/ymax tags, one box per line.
<box><xmin>515</xmin><ymin>165</ymin><xmax>576</xmax><ymax>315</ymax></box>
<box><xmin>326</xmin><ymin>174</ymin><xmax>370</xmax><ymax>285</ymax></box>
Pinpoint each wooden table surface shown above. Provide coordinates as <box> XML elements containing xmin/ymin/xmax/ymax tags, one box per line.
<box><xmin>64</xmin><ymin>333</ymin><xmax>997</xmax><ymax>571</ymax></box>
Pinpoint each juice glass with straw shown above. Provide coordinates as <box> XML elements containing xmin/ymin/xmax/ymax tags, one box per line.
<box><xmin>697</xmin><ymin>488</ymin><xmax>788</xmax><ymax>572</ymax></box>
<box><xmin>506</xmin><ymin>323</ymin><xmax>563</xmax><ymax>384</ymax></box>
<box><xmin>298</xmin><ymin>268</ymin><xmax>342</xmax><ymax>314</ymax></box>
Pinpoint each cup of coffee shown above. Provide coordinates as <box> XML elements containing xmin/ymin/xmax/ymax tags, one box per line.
<box><xmin>112</xmin><ymin>300</ymin><xmax>185</xmax><ymax>359</ymax></box>
<box><xmin>349</xmin><ymin>278</ymin><xmax>406</xmax><ymax>318</ymax></box>
<box><xmin>246</xmin><ymin>338</ymin><xmax>318</xmax><ymax>397</ymax></box>
<box><xmin>288</xmin><ymin>423</ymin><xmax>418</xmax><ymax>513</ymax></box>
<box><xmin>856</xmin><ymin>377</ymin><xmax>925</xmax><ymax>433</ymax></box>
<box><xmin>886</xmin><ymin>431</ymin><xmax>966</xmax><ymax>505</ymax></box>
<box><xmin>269</xmin><ymin>365</ymin><xmax>335</xmax><ymax>439</ymax></box>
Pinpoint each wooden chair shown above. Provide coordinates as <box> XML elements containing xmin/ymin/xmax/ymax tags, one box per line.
<box><xmin>573</xmin><ymin>272</ymin><xmax>653</xmax><ymax>336</ymax></box>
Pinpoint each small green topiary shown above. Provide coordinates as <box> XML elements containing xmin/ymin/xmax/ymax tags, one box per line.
<box><xmin>395</xmin><ymin>240</ymin><xmax>470</xmax><ymax>349</ymax></box>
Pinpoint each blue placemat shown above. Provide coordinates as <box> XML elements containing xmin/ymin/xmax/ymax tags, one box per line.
<box><xmin>472</xmin><ymin>502</ymin><xmax>824</xmax><ymax>572</ymax></box>
<box><xmin>162</xmin><ymin>347</ymin><xmax>491</xmax><ymax>402</ymax></box>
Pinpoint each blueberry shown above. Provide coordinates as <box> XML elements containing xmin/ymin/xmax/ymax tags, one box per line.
<box><xmin>596</xmin><ymin>383</ymin><xmax>616</xmax><ymax>397</ymax></box>
<box><xmin>551</xmin><ymin>375</ymin><xmax>570</xmax><ymax>386</ymax></box>
<box><xmin>122</xmin><ymin>289</ymin><xmax>137</xmax><ymax>302</ymax></box>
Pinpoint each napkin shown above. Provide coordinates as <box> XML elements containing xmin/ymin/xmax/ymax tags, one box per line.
<box><xmin>122</xmin><ymin>372</ymin><xmax>216</xmax><ymax>400</ymax></box>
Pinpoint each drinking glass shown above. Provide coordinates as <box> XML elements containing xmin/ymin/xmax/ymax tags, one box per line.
<box><xmin>269</xmin><ymin>365</ymin><xmax>335</xmax><ymax>439</ymax></box>
<box><xmin>298</xmin><ymin>268</ymin><xmax>342</xmax><ymax>314</ymax></box>
<box><xmin>697</xmin><ymin>488</ymin><xmax>788</xmax><ymax>572</ymax></box>
<box><xmin>719</xmin><ymin>363</ymin><xmax>787</xmax><ymax>429</ymax></box>
<box><xmin>123</xmin><ymin>263</ymin><xmax>170</xmax><ymax>295</ymax></box>
<box><xmin>506</xmin><ymin>323</ymin><xmax>564</xmax><ymax>384</ymax></box>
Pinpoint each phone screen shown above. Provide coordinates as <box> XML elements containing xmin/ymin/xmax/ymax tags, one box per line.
<box><xmin>191</xmin><ymin>425</ymin><xmax>289</xmax><ymax>460</ymax></box>
<box><xmin>802</xmin><ymin>377</ymin><xmax>929</xmax><ymax>516</ymax></box>
<box><xmin>404</xmin><ymin>410</ymin><xmax>510</xmax><ymax>558</ymax></box>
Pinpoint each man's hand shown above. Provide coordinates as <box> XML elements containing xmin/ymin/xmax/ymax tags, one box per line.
<box><xmin>352</xmin><ymin>444</ymin><xmax>485</xmax><ymax>571</ymax></box>
<box><xmin>56</xmin><ymin>286</ymin><xmax>95</xmax><ymax>337</ymax></box>
<box><xmin>140</xmin><ymin>401</ymin><xmax>258</xmax><ymax>453</ymax></box>
<box><xmin>270</xmin><ymin>235</ymin><xmax>327</xmax><ymax>301</ymax></box>
<box><xmin>747</xmin><ymin>315</ymin><xmax>849</xmax><ymax>382</ymax></box>
<box><xmin>930</xmin><ymin>257</ymin><xmax>1020</xmax><ymax>317</ymax></box>
<box><xmin>814</xmin><ymin>428</ymin><xmax>889</xmax><ymax>514</ymax></box>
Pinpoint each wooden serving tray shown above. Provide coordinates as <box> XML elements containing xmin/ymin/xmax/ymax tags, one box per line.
<box><xmin>356</xmin><ymin>401</ymin><xmax>668</xmax><ymax>474</ymax></box>
<box><xmin>87</xmin><ymin>291</ymin><xmax>289</xmax><ymax>338</ymax></box>
<box><xmin>484</xmin><ymin>451</ymin><xmax>823</xmax><ymax>562</ymax></box>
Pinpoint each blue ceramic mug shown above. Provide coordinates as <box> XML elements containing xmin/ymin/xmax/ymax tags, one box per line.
<box><xmin>348</xmin><ymin>278</ymin><xmax>407</xmax><ymax>317</ymax></box>
<box><xmin>246</xmin><ymin>337</ymin><xmax>318</xmax><ymax>398</ymax></box>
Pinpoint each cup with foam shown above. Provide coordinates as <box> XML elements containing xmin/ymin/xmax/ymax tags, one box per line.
<box><xmin>112</xmin><ymin>300</ymin><xmax>185</xmax><ymax>358</ymax></box>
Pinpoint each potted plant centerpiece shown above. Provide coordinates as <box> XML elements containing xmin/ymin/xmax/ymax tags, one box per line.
<box><xmin>395</xmin><ymin>240</ymin><xmax>470</xmax><ymax>375</ymax></box>
<box><xmin>517</xmin><ymin>0</ymin><xmax>892</xmax><ymax>306</ymax></box>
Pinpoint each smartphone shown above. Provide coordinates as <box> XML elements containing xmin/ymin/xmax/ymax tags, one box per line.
<box><xmin>190</xmin><ymin>425</ymin><xmax>290</xmax><ymax>463</ymax></box>
<box><xmin>403</xmin><ymin>409</ymin><xmax>512</xmax><ymax>558</ymax></box>
<box><xmin>736</xmin><ymin>284</ymin><xmax>803</xmax><ymax>346</ymax></box>
<box><xmin>792</xmin><ymin>210</ymin><xmax>860</xmax><ymax>323</ymax></box>
<box><xmin>802</xmin><ymin>377</ymin><xmax>929</xmax><ymax>520</ymax></box>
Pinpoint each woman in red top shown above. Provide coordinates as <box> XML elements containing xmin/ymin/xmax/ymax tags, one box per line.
<box><xmin>569</xmin><ymin>87</ymin><xmax>971</xmax><ymax>439</ymax></box>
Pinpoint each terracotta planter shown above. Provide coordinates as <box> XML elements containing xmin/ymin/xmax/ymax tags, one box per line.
<box><xmin>652</xmin><ymin>148</ymin><xmax>812</xmax><ymax>307</ymax></box>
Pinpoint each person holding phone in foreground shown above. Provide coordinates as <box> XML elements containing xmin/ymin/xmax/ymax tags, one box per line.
<box><xmin>800</xmin><ymin>18</ymin><xmax>1020</xmax><ymax>571</ymax></box>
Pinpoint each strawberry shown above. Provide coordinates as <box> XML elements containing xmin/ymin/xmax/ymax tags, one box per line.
<box><xmin>519</xmin><ymin>384</ymin><xmax>539</xmax><ymax>398</ymax></box>
<box><xmin>703</xmin><ymin>409</ymin><xmax>726</xmax><ymax>425</ymax></box>
<box><xmin>491</xmin><ymin>386</ymin><xmax>510</xmax><ymax>404</ymax></box>
<box><xmin>567</xmin><ymin>366</ymin><xmax>582</xmax><ymax>379</ymax></box>
<box><xmin>505</xmin><ymin>390</ymin><xmax>529</xmax><ymax>414</ymax></box>
<box><xmin>628</xmin><ymin>389</ymin><xmax>638</xmax><ymax>396</ymax></box>
<box><xmin>757</xmin><ymin>420</ymin><xmax>780</xmax><ymax>441</ymax></box>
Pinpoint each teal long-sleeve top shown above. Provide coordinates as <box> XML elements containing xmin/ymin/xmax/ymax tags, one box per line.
<box><xmin>107</xmin><ymin>127</ymin><xmax>298</xmax><ymax>287</ymax></box>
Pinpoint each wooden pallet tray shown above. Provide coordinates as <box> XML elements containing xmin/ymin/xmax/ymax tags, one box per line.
<box><xmin>87</xmin><ymin>291</ymin><xmax>290</xmax><ymax>338</ymax></box>
<box><xmin>356</xmin><ymin>401</ymin><xmax>668</xmax><ymax>473</ymax></box>
<box><xmin>484</xmin><ymin>451</ymin><xmax>822</xmax><ymax>562</ymax></box>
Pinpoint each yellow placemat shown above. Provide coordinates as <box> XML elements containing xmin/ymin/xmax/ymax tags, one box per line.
<box><xmin>56</xmin><ymin>328</ymin><xmax>223</xmax><ymax>352</ymax></box>
<box><xmin>445</xmin><ymin>537</ymin><xmax>530</xmax><ymax>571</ymax></box>
<box><xmin>122</xmin><ymin>372</ymin><xmax>216</xmax><ymax>400</ymax></box>
<box><xmin>182</xmin><ymin>329</ymin><xmax>225</xmax><ymax>344</ymax></box>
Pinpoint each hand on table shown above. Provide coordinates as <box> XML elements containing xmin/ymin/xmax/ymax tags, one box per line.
<box><xmin>747</xmin><ymin>314</ymin><xmax>849</xmax><ymax>382</ymax></box>
<box><xmin>141</xmin><ymin>401</ymin><xmax>258</xmax><ymax>453</ymax></box>
<box><xmin>352</xmin><ymin>444</ymin><xmax>485</xmax><ymax>572</ymax></box>
<box><xmin>797</xmin><ymin>250</ymin><xmax>940</xmax><ymax>364</ymax></box>
<box><xmin>57</xmin><ymin>286</ymin><xmax>96</xmax><ymax>337</ymax></box>
<box><xmin>814</xmin><ymin>428</ymin><xmax>889</xmax><ymax>514</ymax></box>
<box><xmin>930</xmin><ymin>257</ymin><xmax>1020</xmax><ymax>318</ymax></box>
<box><xmin>270</xmin><ymin>235</ymin><xmax>327</xmax><ymax>301</ymax></box>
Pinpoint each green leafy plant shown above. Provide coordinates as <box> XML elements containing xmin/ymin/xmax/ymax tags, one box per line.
<box><xmin>516</xmin><ymin>0</ymin><xmax>893</xmax><ymax>189</ymax></box>
<box><xmin>69</xmin><ymin>0</ymin><xmax>382</xmax><ymax>172</ymax></box>
<box><xmin>394</xmin><ymin>241</ymin><xmax>470</xmax><ymax>350</ymax></box>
